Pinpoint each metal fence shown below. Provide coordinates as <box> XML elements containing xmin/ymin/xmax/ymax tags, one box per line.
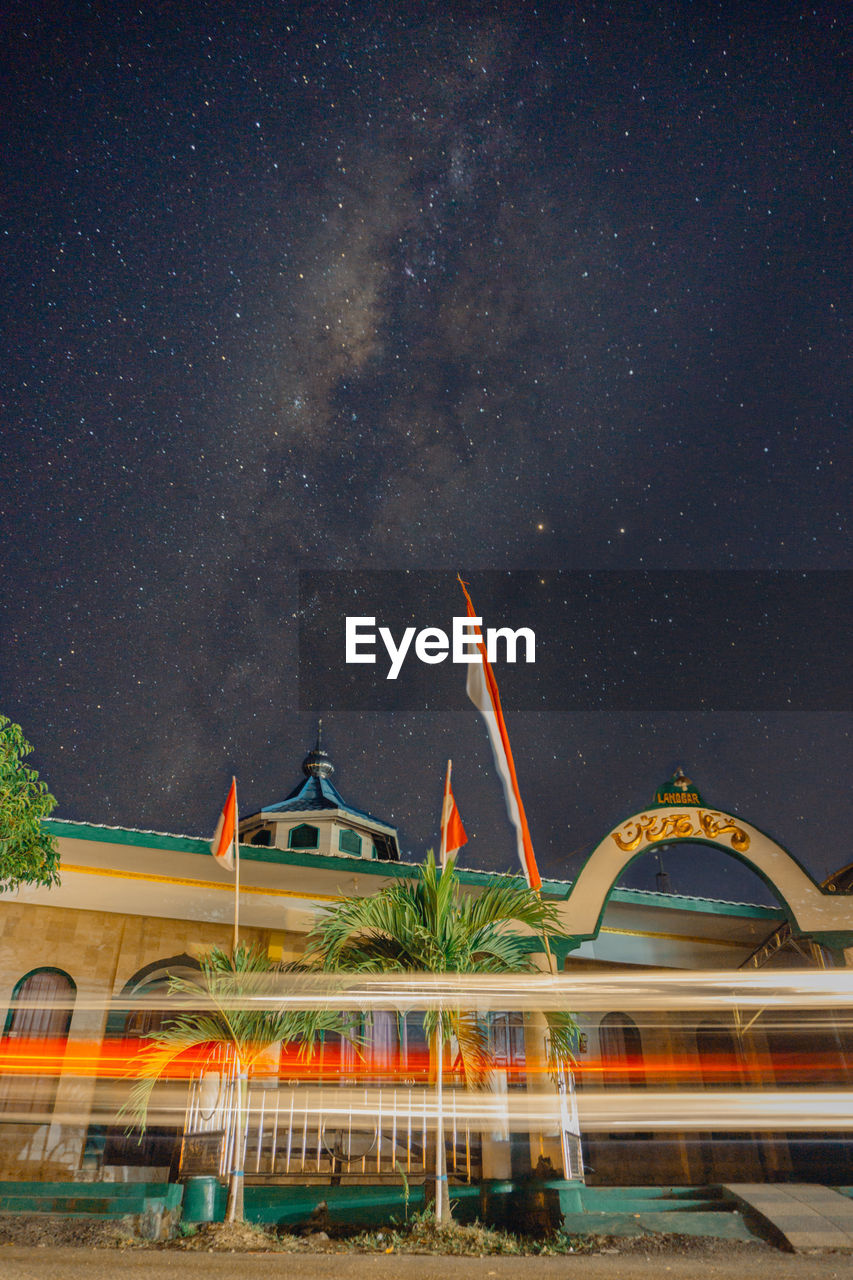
<box><xmin>181</xmin><ymin>1071</ymin><xmax>482</xmax><ymax>1182</ymax></box>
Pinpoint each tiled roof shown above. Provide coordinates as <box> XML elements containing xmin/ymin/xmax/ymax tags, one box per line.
<box><xmin>252</xmin><ymin>773</ymin><xmax>393</xmax><ymax>828</ymax></box>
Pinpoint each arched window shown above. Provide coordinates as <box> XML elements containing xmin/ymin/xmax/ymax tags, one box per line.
<box><xmin>599</xmin><ymin>1012</ymin><xmax>644</xmax><ymax>1088</ymax></box>
<box><xmin>93</xmin><ymin>957</ymin><xmax>199</xmax><ymax>1174</ymax></box>
<box><xmin>400</xmin><ymin>1011</ymin><xmax>430</xmax><ymax>1081</ymax></box>
<box><xmin>338</xmin><ymin>827</ymin><xmax>362</xmax><ymax>856</ymax></box>
<box><xmin>307</xmin><ymin>1021</ymin><xmax>361</xmax><ymax>1083</ymax></box>
<box><xmin>1</xmin><ymin>968</ymin><xmax>76</xmax><ymax>1115</ymax></box>
<box><xmin>102</xmin><ymin>956</ymin><xmax>201</xmax><ymax>1040</ymax></box>
<box><xmin>490</xmin><ymin>1012</ymin><xmax>527</xmax><ymax>1089</ymax></box>
<box><xmin>121</xmin><ymin>976</ymin><xmax>174</xmax><ymax>1040</ymax></box>
<box><xmin>288</xmin><ymin>823</ymin><xmax>319</xmax><ymax>850</ymax></box>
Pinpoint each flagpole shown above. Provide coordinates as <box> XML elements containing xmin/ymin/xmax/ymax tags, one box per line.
<box><xmin>434</xmin><ymin>1015</ymin><xmax>447</xmax><ymax>1222</ymax></box>
<box><xmin>439</xmin><ymin>760</ymin><xmax>451</xmax><ymax>869</ymax></box>
<box><xmin>435</xmin><ymin>759</ymin><xmax>455</xmax><ymax>1220</ymax></box>
<box><xmin>457</xmin><ymin>575</ymin><xmax>579</xmax><ymax>1175</ymax></box>
<box><xmin>232</xmin><ymin>775</ymin><xmax>240</xmax><ymax>956</ymax></box>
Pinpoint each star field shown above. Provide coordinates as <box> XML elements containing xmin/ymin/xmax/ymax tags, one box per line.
<box><xmin>0</xmin><ymin>2</ymin><xmax>849</xmax><ymax>905</ymax></box>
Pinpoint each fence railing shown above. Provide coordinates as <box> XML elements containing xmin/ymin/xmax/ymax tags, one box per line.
<box><xmin>181</xmin><ymin>1075</ymin><xmax>483</xmax><ymax>1182</ymax></box>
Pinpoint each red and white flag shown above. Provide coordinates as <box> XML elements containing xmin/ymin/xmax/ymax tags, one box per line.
<box><xmin>457</xmin><ymin>577</ymin><xmax>541</xmax><ymax>891</ymax></box>
<box><xmin>211</xmin><ymin>777</ymin><xmax>237</xmax><ymax>872</ymax></box>
<box><xmin>439</xmin><ymin>759</ymin><xmax>468</xmax><ymax>868</ymax></box>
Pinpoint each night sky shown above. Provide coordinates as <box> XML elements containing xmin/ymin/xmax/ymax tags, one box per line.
<box><xmin>1</xmin><ymin>2</ymin><xmax>849</xmax><ymax>907</ymax></box>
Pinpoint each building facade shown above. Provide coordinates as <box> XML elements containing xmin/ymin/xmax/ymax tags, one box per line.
<box><xmin>1</xmin><ymin>751</ymin><xmax>851</xmax><ymax>1187</ymax></box>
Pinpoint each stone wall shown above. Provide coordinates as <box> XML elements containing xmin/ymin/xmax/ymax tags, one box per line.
<box><xmin>0</xmin><ymin>901</ymin><xmax>281</xmax><ymax>1180</ymax></box>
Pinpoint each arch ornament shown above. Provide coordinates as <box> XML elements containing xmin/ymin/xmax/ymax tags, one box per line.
<box><xmin>560</xmin><ymin>774</ymin><xmax>853</xmax><ymax>948</ymax></box>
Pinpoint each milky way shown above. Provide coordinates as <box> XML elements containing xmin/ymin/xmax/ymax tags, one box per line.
<box><xmin>0</xmin><ymin>3</ymin><xmax>849</xmax><ymax>904</ymax></box>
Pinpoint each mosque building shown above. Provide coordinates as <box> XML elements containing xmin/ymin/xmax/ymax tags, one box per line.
<box><xmin>1</xmin><ymin>743</ymin><xmax>852</xmax><ymax>1193</ymax></box>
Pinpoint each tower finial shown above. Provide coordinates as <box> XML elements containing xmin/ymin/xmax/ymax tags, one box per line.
<box><xmin>302</xmin><ymin>722</ymin><xmax>333</xmax><ymax>779</ymax></box>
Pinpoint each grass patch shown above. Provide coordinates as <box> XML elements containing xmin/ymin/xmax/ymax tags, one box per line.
<box><xmin>341</xmin><ymin>1206</ymin><xmax>596</xmax><ymax>1255</ymax></box>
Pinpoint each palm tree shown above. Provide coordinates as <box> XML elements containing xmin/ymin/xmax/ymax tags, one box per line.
<box><xmin>306</xmin><ymin>851</ymin><xmax>578</xmax><ymax>1220</ymax></box>
<box><xmin>121</xmin><ymin>943</ymin><xmax>353</xmax><ymax>1223</ymax></box>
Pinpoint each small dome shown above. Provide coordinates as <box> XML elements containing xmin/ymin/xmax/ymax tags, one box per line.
<box><xmin>302</xmin><ymin>747</ymin><xmax>334</xmax><ymax>779</ymax></box>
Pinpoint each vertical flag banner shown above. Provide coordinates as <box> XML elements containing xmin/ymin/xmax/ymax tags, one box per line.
<box><xmin>457</xmin><ymin>576</ymin><xmax>542</xmax><ymax>891</ymax></box>
<box><xmin>211</xmin><ymin>777</ymin><xmax>237</xmax><ymax>872</ymax></box>
<box><xmin>439</xmin><ymin>759</ymin><xmax>468</xmax><ymax>868</ymax></box>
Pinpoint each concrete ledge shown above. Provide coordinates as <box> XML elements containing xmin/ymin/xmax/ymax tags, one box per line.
<box><xmin>561</xmin><ymin>1210</ymin><xmax>757</xmax><ymax>1240</ymax></box>
<box><xmin>0</xmin><ymin>1181</ymin><xmax>182</xmax><ymax>1213</ymax></box>
<box><xmin>0</xmin><ymin>1178</ymin><xmax>793</xmax><ymax>1245</ymax></box>
<box><xmin>723</xmin><ymin>1183</ymin><xmax>853</xmax><ymax>1252</ymax></box>
<box><xmin>0</xmin><ymin>1181</ymin><xmax>182</xmax><ymax>1239</ymax></box>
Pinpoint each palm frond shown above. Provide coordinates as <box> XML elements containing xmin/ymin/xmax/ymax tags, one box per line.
<box><xmin>119</xmin><ymin>943</ymin><xmax>356</xmax><ymax>1135</ymax></box>
<box><xmin>118</xmin><ymin>1022</ymin><xmax>227</xmax><ymax>1135</ymax></box>
<box><xmin>544</xmin><ymin>1010</ymin><xmax>581</xmax><ymax>1069</ymax></box>
<box><xmin>307</xmin><ymin>852</ymin><xmax>581</xmax><ymax>1092</ymax></box>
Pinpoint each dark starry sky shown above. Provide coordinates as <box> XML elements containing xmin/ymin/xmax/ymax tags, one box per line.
<box><xmin>1</xmin><ymin>1</ymin><xmax>849</xmax><ymax>906</ymax></box>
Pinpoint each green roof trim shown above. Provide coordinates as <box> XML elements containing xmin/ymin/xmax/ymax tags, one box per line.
<box><xmin>45</xmin><ymin>818</ymin><xmax>786</xmax><ymax>919</ymax></box>
<box><xmin>810</xmin><ymin>930</ymin><xmax>853</xmax><ymax>951</ymax></box>
<box><xmin>602</xmin><ymin>885</ymin><xmax>784</xmax><ymax>920</ymax></box>
<box><xmin>46</xmin><ymin>818</ymin><xmax>213</xmax><ymax>856</ymax></box>
<box><xmin>44</xmin><ymin>817</ymin><xmax>423</xmax><ymax>876</ymax></box>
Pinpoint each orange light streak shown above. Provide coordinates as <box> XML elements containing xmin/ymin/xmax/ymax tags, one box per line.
<box><xmin>1</xmin><ymin>1038</ymin><xmax>851</xmax><ymax>1088</ymax></box>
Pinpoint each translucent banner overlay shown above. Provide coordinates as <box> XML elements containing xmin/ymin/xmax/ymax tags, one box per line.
<box><xmin>297</xmin><ymin>570</ymin><xmax>850</xmax><ymax>711</ymax></box>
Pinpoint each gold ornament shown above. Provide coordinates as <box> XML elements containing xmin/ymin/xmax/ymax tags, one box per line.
<box><xmin>697</xmin><ymin>810</ymin><xmax>751</xmax><ymax>852</ymax></box>
<box><xmin>611</xmin><ymin>812</ymin><xmax>696</xmax><ymax>851</ymax></box>
<box><xmin>610</xmin><ymin>808</ymin><xmax>750</xmax><ymax>853</ymax></box>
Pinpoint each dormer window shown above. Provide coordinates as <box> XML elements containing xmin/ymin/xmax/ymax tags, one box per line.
<box><xmin>338</xmin><ymin>827</ymin><xmax>362</xmax><ymax>856</ymax></box>
<box><xmin>288</xmin><ymin>823</ymin><xmax>319</xmax><ymax>850</ymax></box>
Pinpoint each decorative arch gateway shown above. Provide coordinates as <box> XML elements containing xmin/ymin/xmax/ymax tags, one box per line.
<box><xmin>560</xmin><ymin>771</ymin><xmax>853</xmax><ymax>952</ymax></box>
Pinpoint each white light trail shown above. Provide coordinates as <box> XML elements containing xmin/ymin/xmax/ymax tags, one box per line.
<box><xmin>9</xmin><ymin>967</ymin><xmax>853</xmax><ymax>1014</ymax></box>
<box><xmin>4</xmin><ymin>1084</ymin><xmax>852</xmax><ymax>1134</ymax></box>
